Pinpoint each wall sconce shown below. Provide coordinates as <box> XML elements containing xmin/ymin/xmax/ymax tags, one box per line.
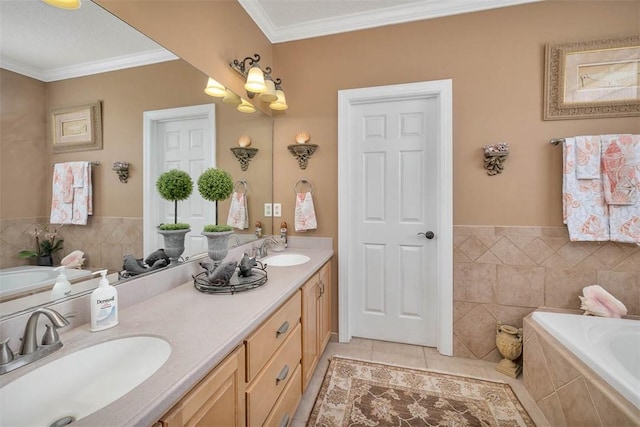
<box><xmin>229</xmin><ymin>53</ymin><xmax>288</xmax><ymax>111</ymax></box>
<box><xmin>483</xmin><ymin>143</ymin><xmax>509</xmax><ymax>175</ymax></box>
<box><xmin>112</xmin><ymin>161</ymin><xmax>130</xmax><ymax>183</ymax></box>
<box><xmin>237</xmin><ymin>98</ymin><xmax>256</xmax><ymax>114</ymax></box>
<box><xmin>287</xmin><ymin>131</ymin><xmax>317</xmax><ymax>169</ymax></box>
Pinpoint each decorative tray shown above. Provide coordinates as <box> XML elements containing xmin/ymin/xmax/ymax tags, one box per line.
<box><xmin>193</xmin><ymin>263</ymin><xmax>268</xmax><ymax>295</ymax></box>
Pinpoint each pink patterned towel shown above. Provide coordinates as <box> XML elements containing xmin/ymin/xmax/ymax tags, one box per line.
<box><xmin>575</xmin><ymin>135</ymin><xmax>601</xmax><ymax>179</ymax></box>
<box><xmin>226</xmin><ymin>191</ymin><xmax>249</xmax><ymax>230</ymax></box>
<box><xmin>294</xmin><ymin>192</ymin><xmax>317</xmax><ymax>232</ymax></box>
<box><xmin>601</xmin><ymin>134</ymin><xmax>638</xmax><ymax>205</ymax></box>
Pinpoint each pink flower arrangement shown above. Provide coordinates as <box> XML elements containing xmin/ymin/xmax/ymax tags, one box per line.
<box><xmin>18</xmin><ymin>225</ymin><xmax>64</xmax><ymax>259</ymax></box>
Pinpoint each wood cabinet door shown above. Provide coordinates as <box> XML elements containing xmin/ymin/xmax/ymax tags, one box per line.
<box><xmin>301</xmin><ymin>273</ymin><xmax>319</xmax><ymax>391</ymax></box>
<box><xmin>159</xmin><ymin>346</ymin><xmax>245</xmax><ymax>427</ymax></box>
<box><xmin>318</xmin><ymin>261</ymin><xmax>332</xmax><ymax>353</ymax></box>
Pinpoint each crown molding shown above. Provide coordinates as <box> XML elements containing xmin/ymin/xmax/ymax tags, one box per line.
<box><xmin>239</xmin><ymin>0</ymin><xmax>542</xmax><ymax>43</ymax></box>
<box><xmin>1</xmin><ymin>49</ymin><xmax>178</xmax><ymax>82</ymax></box>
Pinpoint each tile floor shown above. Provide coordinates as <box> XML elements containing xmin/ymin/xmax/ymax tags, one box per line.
<box><xmin>291</xmin><ymin>337</ymin><xmax>550</xmax><ymax>426</ymax></box>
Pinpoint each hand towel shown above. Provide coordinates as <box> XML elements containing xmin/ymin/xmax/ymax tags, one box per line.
<box><xmin>562</xmin><ymin>137</ymin><xmax>609</xmax><ymax>241</ymax></box>
<box><xmin>601</xmin><ymin>134</ymin><xmax>638</xmax><ymax>205</ymax></box>
<box><xmin>604</xmin><ymin>134</ymin><xmax>640</xmax><ymax>243</ymax></box>
<box><xmin>575</xmin><ymin>135</ymin><xmax>601</xmax><ymax>179</ymax></box>
<box><xmin>294</xmin><ymin>191</ymin><xmax>317</xmax><ymax>232</ymax></box>
<box><xmin>50</xmin><ymin>163</ymin><xmax>74</xmax><ymax>224</ymax></box>
<box><xmin>70</xmin><ymin>162</ymin><xmax>92</xmax><ymax>225</ymax></box>
<box><xmin>226</xmin><ymin>191</ymin><xmax>249</xmax><ymax>230</ymax></box>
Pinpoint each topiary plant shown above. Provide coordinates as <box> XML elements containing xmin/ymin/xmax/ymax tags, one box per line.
<box><xmin>156</xmin><ymin>169</ymin><xmax>193</xmax><ymax>226</ymax></box>
<box><xmin>159</xmin><ymin>223</ymin><xmax>191</xmax><ymax>231</ymax></box>
<box><xmin>197</xmin><ymin>168</ymin><xmax>234</xmax><ymax>225</ymax></box>
<box><xmin>203</xmin><ymin>224</ymin><xmax>233</xmax><ymax>233</ymax></box>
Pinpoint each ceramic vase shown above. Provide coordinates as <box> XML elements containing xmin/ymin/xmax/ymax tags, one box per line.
<box><xmin>495</xmin><ymin>322</ymin><xmax>523</xmax><ymax>378</ymax></box>
<box><xmin>158</xmin><ymin>229</ymin><xmax>190</xmax><ymax>264</ymax></box>
<box><xmin>37</xmin><ymin>255</ymin><xmax>53</xmax><ymax>267</ymax></box>
<box><xmin>202</xmin><ymin>230</ymin><xmax>234</xmax><ymax>266</ymax></box>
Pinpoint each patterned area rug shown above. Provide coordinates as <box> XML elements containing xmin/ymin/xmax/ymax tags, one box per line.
<box><xmin>308</xmin><ymin>356</ymin><xmax>535</xmax><ymax>426</ymax></box>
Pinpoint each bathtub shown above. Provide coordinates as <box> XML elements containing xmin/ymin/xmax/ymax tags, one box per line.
<box><xmin>0</xmin><ymin>266</ymin><xmax>93</xmax><ymax>299</ymax></box>
<box><xmin>531</xmin><ymin>311</ymin><xmax>640</xmax><ymax>410</ymax></box>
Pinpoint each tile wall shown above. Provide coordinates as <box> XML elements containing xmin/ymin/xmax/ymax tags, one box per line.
<box><xmin>453</xmin><ymin>225</ymin><xmax>640</xmax><ymax>360</ymax></box>
<box><xmin>0</xmin><ymin>217</ymin><xmax>143</xmax><ymax>272</ymax></box>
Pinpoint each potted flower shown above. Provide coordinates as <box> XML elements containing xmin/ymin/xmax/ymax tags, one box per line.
<box><xmin>156</xmin><ymin>169</ymin><xmax>193</xmax><ymax>264</ymax></box>
<box><xmin>197</xmin><ymin>168</ymin><xmax>234</xmax><ymax>264</ymax></box>
<box><xmin>18</xmin><ymin>225</ymin><xmax>64</xmax><ymax>266</ymax></box>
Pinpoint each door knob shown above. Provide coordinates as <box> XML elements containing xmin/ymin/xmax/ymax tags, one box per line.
<box><xmin>417</xmin><ymin>231</ymin><xmax>435</xmax><ymax>239</ymax></box>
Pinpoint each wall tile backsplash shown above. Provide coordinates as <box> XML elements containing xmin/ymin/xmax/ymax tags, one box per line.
<box><xmin>453</xmin><ymin>225</ymin><xmax>639</xmax><ymax>360</ymax></box>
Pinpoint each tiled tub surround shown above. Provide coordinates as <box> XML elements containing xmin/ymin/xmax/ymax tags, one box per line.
<box><xmin>523</xmin><ymin>311</ymin><xmax>640</xmax><ymax>426</ymax></box>
<box><xmin>0</xmin><ymin>238</ymin><xmax>333</xmax><ymax>426</ymax></box>
<box><xmin>0</xmin><ymin>216</ymin><xmax>143</xmax><ymax>272</ymax></box>
<box><xmin>453</xmin><ymin>225</ymin><xmax>639</xmax><ymax>361</ymax></box>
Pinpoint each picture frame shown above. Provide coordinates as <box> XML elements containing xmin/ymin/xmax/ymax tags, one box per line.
<box><xmin>544</xmin><ymin>35</ymin><xmax>640</xmax><ymax>120</ymax></box>
<box><xmin>51</xmin><ymin>101</ymin><xmax>103</xmax><ymax>153</ymax></box>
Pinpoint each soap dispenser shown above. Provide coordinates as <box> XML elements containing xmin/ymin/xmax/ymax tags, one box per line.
<box><xmin>51</xmin><ymin>266</ymin><xmax>71</xmax><ymax>299</ymax></box>
<box><xmin>90</xmin><ymin>269</ymin><xmax>118</xmax><ymax>332</ymax></box>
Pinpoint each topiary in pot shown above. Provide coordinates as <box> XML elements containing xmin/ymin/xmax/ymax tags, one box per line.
<box><xmin>156</xmin><ymin>170</ymin><xmax>193</xmax><ymax>263</ymax></box>
<box><xmin>156</xmin><ymin>169</ymin><xmax>193</xmax><ymax>226</ymax></box>
<box><xmin>197</xmin><ymin>168</ymin><xmax>234</xmax><ymax>226</ymax></box>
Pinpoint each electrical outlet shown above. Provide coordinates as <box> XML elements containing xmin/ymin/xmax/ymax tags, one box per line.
<box><xmin>273</xmin><ymin>203</ymin><xmax>282</xmax><ymax>217</ymax></box>
<box><xmin>264</xmin><ymin>203</ymin><xmax>273</xmax><ymax>217</ymax></box>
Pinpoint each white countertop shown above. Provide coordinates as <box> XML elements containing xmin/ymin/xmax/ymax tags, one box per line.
<box><xmin>0</xmin><ymin>247</ymin><xmax>333</xmax><ymax>426</ymax></box>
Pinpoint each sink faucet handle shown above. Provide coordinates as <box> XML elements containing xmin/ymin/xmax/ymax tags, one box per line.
<box><xmin>0</xmin><ymin>338</ymin><xmax>14</xmax><ymax>364</ymax></box>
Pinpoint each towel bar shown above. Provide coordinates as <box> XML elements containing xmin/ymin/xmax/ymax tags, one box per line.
<box><xmin>294</xmin><ymin>178</ymin><xmax>314</xmax><ymax>194</ymax></box>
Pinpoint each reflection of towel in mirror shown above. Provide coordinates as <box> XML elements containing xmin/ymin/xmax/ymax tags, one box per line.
<box><xmin>294</xmin><ymin>192</ymin><xmax>317</xmax><ymax>232</ymax></box>
<box><xmin>227</xmin><ymin>192</ymin><xmax>249</xmax><ymax>229</ymax></box>
<box><xmin>70</xmin><ymin>162</ymin><xmax>92</xmax><ymax>225</ymax></box>
<box><xmin>50</xmin><ymin>163</ymin><xmax>74</xmax><ymax>224</ymax></box>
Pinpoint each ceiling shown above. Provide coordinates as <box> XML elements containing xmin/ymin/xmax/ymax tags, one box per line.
<box><xmin>0</xmin><ymin>0</ymin><xmax>539</xmax><ymax>82</ymax></box>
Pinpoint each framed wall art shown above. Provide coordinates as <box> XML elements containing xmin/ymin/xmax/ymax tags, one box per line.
<box><xmin>51</xmin><ymin>101</ymin><xmax>103</xmax><ymax>153</ymax></box>
<box><xmin>544</xmin><ymin>35</ymin><xmax>640</xmax><ymax>120</ymax></box>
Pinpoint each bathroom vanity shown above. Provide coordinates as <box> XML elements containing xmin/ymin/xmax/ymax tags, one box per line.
<box><xmin>0</xmin><ymin>242</ymin><xmax>333</xmax><ymax>427</ymax></box>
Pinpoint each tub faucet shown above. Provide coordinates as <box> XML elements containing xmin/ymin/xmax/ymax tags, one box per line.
<box><xmin>257</xmin><ymin>237</ymin><xmax>279</xmax><ymax>258</ymax></box>
<box><xmin>0</xmin><ymin>308</ymin><xmax>70</xmax><ymax>375</ymax></box>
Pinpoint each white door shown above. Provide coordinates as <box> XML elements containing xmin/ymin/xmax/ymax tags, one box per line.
<box><xmin>338</xmin><ymin>81</ymin><xmax>453</xmax><ymax>354</ymax></box>
<box><xmin>143</xmin><ymin>105</ymin><xmax>216</xmax><ymax>259</ymax></box>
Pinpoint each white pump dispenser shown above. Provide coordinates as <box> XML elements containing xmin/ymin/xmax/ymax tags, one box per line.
<box><xmin>51</xmin><ymin>266</ymin><xmax>71</xmax><ymax>299</ymax></box>
<box><xmin>90</xmin><ymin>269</ymin><xmax>118</xmax><ymax>331</ymax></box>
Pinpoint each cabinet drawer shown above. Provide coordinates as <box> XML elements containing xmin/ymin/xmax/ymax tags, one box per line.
<box><xmin>246</xmin><ymin>324</ymin><xmax>301</xmax><ymax>427</ymax></box>
<box><xmin>263</xmin><ymin>363</ymin><xmax>301</xmax><ymax>427</ymax></box>
<box><xmin>246</xmin><ymin>291</ymin><xmax>301</xmax><ymax>382</ymax></box>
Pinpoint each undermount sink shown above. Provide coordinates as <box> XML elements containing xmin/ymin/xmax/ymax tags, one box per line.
<box><xmin>0</xmin><ymin>336</ymin><xmax>171</xmax><ymax>426</ymax></box>
<box><xmin>262</xmin><ymin>253</ymin><xmax>311</xmax><ymax>267</ymax></box>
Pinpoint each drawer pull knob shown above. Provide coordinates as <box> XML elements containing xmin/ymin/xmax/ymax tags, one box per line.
<box><xmin>279</xmin><ymin>413</ymin><xmax>290</xmax><ymax>427</ymax></box>
<box><xmin>276</xmin><ymin>321</ymin><xmax>290</xmax><ymax>337</ymax></box>
<box><xmin>276</xmin><ymin>364</ymin><xmax>289</xmax><ymax>384</ymax></box>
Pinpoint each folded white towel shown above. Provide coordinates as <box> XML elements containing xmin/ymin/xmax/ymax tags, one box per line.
<box><xmin>562</xmin><ymin>137</ymin><xmax>609</xmax><ymax>241</ymax></box>
<box><xmin>294</xmin><ymin>192</ymin><xmax>317</xmax><ymax>232</ymax></box>
<box><xmin>226</xmin><ymin>191</ymin><xmax>249</xmax><ymax>230</ymax></box>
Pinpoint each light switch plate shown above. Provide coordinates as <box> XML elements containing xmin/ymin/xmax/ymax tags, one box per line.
<box><xmin>264</xmin><ymin>203</ymin><xmax>273</xmax><ymax>217</ymax></box>
<box><xmin>273</xmin><ymin>203</ymin><xmax>282</xmax><ymax>217</ymax></box>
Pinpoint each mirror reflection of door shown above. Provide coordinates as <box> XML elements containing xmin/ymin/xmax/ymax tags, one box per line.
<box><xmin>143</xmin><ymin>104</ymin><xmax>216</xmax><ymax>259</ymax></box>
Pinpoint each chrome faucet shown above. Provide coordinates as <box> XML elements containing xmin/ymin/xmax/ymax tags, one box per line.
<box><xmin>257</xmin><ymin>237</ymin><xmax>279</xmax><ymax>258</ymax></box>
<box><xmin>229</xmin><ymin>235</ymin><xmax>242</xmax><ymax>247</ymax></box>
<box><xmin>0</xmin><ymin>308</ymin><xmax>70</xmax><ymax>375</ymax></box>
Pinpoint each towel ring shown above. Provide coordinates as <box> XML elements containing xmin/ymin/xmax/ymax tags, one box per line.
<box><xmin>294</xmin><ymin>178</ymin><xmax>314</xmax><ymax>194</ymax></box>
<box><xmin>234</xmin><ymin>179</ymin><xmax>248</xmax><ymax>194</ymax></box>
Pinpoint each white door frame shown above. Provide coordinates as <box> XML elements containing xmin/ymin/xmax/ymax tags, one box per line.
<box><xmin>143</xmin><ymin>104</ymin><xmax>216</xmax><ymax>256</ymax></box>
<box><xmin>338</xmin><ymin>80</ymin><xmax>453</xmax><ymax>356</ymax></box>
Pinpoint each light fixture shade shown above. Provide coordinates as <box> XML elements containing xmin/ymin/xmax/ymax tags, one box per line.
<box><xmin>258</xmin><ymin>78</ymin><xmax>278</xmax><ymax>103</ymax></box>
<box><xmin>222</xmin><ymin>90</ymin><xmax>242</xmax><ymax>105</ymax></box>
<box><xmin>42</xmin><ymin>0</ymin><xmax>81</xmax><ymax>9</ymax></box>
<box><xmin>204</xmin><ymin>78</ymin><xmax>226</xmax><ymax>97</ymax></box>
<box><xmin>237</xmin><ymin>99</ymin><xmax>256</xmax><ymax>114</ymax></box>
<box><xmin>244</xmin><ymin>66</ymin><xmax>266</xmax><ymax>93</ymax></box>
<box><xmin>270</xmin><ymin>89</ymin><xmax>288</xmax><ymax>111</ymax></box>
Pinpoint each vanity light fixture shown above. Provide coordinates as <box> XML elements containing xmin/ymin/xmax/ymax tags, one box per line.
<box><xmin>204</xmin><ymin>78</ymin><xmax>226</xmax><ymax>97</ymax></box>
<box><xmin>237</xmin><ymin>98</ymin><xmax>256</xmax><ymax>114</ymax></box>
<box><xmin>230</xmin><ymin>53</ymin><xmax>288</xmax><ymax>110</ymax></box>
<box><xmin>42</xmin><ymin>0</ymin><xmax>81</xmax><ymax>9</ymax></box>
<box><xmin>222</xmin><ymin>89</ymin><xmax>242</xmax><ymax>106</ymax></box>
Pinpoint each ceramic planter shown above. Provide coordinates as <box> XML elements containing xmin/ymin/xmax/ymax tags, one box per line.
<box><xmin>157</xmin><ymin>229</ymin><xmax>190</xmax><ymax>264</ymax></box>
<box><xmin>201</xmin><ymin>230</ymin><xmax>234</xmax><ymax>266</ymax></box>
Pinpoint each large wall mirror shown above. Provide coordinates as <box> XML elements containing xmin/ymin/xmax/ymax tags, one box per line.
<box><xmin>0</xmin><ymin>1</ymin><xmax>273</xmax><ymax>319</ymax></box>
